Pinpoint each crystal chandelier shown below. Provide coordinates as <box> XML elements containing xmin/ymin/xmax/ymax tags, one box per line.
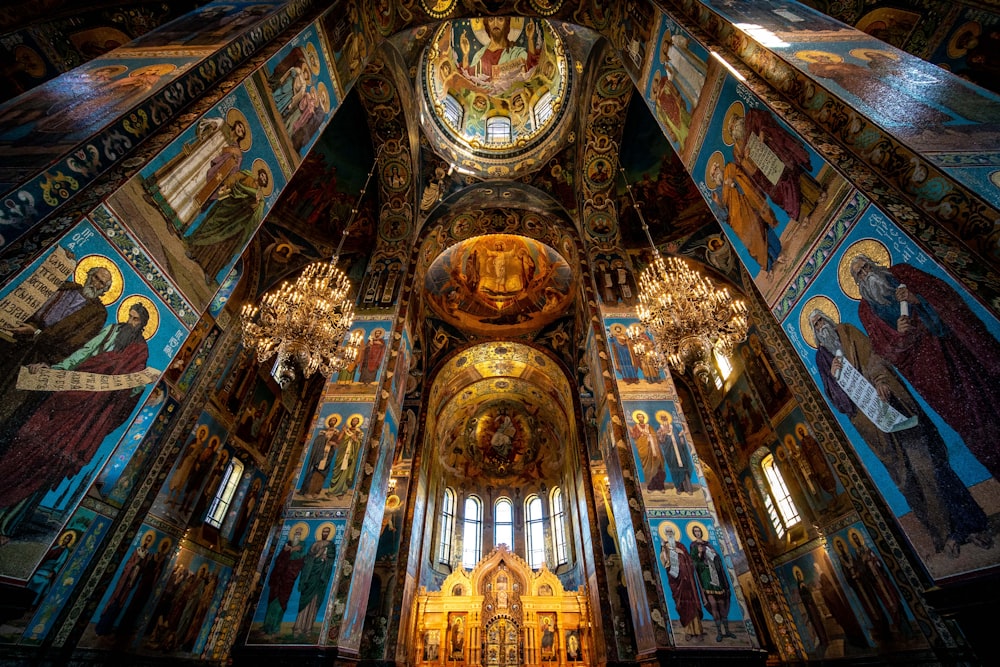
<box><xmin>240</xmin><ymin>149</ymin><xmax>381</xmax><ymax>386</ymax></box>
<box><xmin>620</xmin><ymin>169</ymin><xmax>748</xmax><ymax>383</ymax></box>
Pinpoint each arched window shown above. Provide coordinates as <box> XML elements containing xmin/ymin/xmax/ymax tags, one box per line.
<box><xmin>762</xmin><ymin>454</ymin><xmax>800</xmax><ymax>530</ymax></box>
<box><xmin>748</xmin><ymin>476</ymin><xmax>784</xmax><ymax>540</ymax></box>
<box><xmin>525</xmin><ymin>494</ymin><xmax>545</xmax><ymax>569</ymax></box>
<box><xmin>462</xmin><ymin>495</ymin><xmax>483</xmax><ymax>569</ymax></box>
<box><xmin>550</xmin><ymin>487</ymin><xmax>568</xmax><ymax>566</ymax></box>
<box><xmin>438</xmin><ymin>487</ymin><xmax>456</xmax><ymax>565</ymax></box>
<box><xmin>714</xmin><ymin>348</ymin><xmax>733</xmax><ymax>379</ymax></box>
<box><xmin>444</xmin><ymin>94</ymin><xmax>464</xmax><ymax>128</ymax></box>
<box><xmin>205</xmin><ymin>458</ymin><xmax>244</xmax><ymax>528</ymax></box>
<box><xmin>485</xmin><ymin>116</ymin><xmax>511</xmax><ymax>144</ymax></box>
<box><xmin>533</xmin><ymin>90</ymin><xmax>554</xmax><ymax>126</ymax></box>
<box><xmin>713</xmin><ymin>348</ymin><xmax>732</xmax><ymax>389</ymax></box>
<box><xmin>495</xmin><ymin>497</ymin><xmax>514</xmax><ymax>551</ymax></box>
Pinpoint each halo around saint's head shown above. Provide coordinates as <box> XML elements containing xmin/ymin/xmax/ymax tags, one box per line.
<box><xmin>89</xmin><ymin>64</ymin><xmax>128</xmax><ymax>80</ymax></box>
<box><xmin>948</xmin><ymin>21</ymin><xmax>981</xmax><ymax>59</ymax></box>
<box><xmin>325</xmin><ymin>413</ymin><xmax>343</xmax><ymax>428</ymax></box>
<box><xmin>470</xmin><ymin>17</ymin><xmax>525</xmax><ymax>46</ymax></box>
<box><xmin>798</xmin><ymin>295</ymin><xmax>840</xmax><ymax>349</ymax></box>
<box><xmin>75</xmin><ymin>254</ymin><xmax>124</xmax><ymax>305</ymax></box>
<box><xmin>631</xmin><ymin>409</ymin><xmax>648</xmax><ymax>424</ymax></box>
<box><xmin>686</xmin><ymin>520</ymin><xmax>709</xmax><ymax>542</ymax></box>
<box><xmin>290</xmin><ymin>521</ymin><xmax>310</xmax><ymax>540</ymax></box>
<box><xmin>117</xmin><ymin>294</ymin><xmax>160</xmax><ymax>340</ymax></box>
<box><xmin>837</xmin><ymin>239</ymin><xmax>891</xmax><ymax>301</ymax></box>
<box><xmin>655</xmin><ymin>409</ymin><xmax>671</xmax><ymax>425</ymax></box>
<box><xmin>658</xmin><ymin>520</ymin><xmax>681</xmax><ymax>542</ymax></box>
<box><xmin>722</xmin><ymin>101</ymin><xmax>744</xmax><ymax>146</ymax></box>
<box><xmin>132</xmin><ymin>63</ymin><xmax>176</xmax><ymax>78</ymax></box>
<box><xmin>252</xmin><ymin>158</ymin><xmax>275</xmax><ymax>197</ymax></box>
<box><xmin>318</xmin><ymin>82</ymin><xmax>330</xmax><ymax>113</ymax></box>
<box><xmin>795</xmin><ymin>50</ymin><xmax>842</xmax><ymax>64</ymax></box>
<box><xmin>306</xmin><ymin>42</ymin><xmax>322</xmax><ymax>75</ymax></box>
<box><xmin>315</xmin><ymin>521</ymin><xmax>338</xmax><ymax>540</ymax></box>
<box><xmin>226</xmin><ymin>107</ymin><xmax>253</xmax><ymax>151</ymax></box>
<box><xmin>15</xmin><ymin>45</ymin><xmax>46</xmax><ymax>77</ymax></box>
<box><xmin>849</xmin><ymin>48</ymin><xmax>899</xmax><ymax>62</ymax></box>
<box><xmin>705</xmin><ymin>150</ymin><xmax>725</xmax><ymax>189</ymax></box>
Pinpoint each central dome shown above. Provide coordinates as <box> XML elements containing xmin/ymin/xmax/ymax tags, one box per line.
<box><xmin>420</xmin><ymin>18</ymin><xmax>573</xmax><ymax>176</ymax></box>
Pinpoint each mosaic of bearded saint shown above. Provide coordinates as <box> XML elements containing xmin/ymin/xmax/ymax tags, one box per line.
<box><xmin>468</xmin><ymin>403</ymin><xmax>536</xmax><ymax>476</ymax></box>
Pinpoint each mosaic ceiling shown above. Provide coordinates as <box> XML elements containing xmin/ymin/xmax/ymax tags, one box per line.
<box><xmin>424</xmin><ymin>233</ymin><xmax>574</xmax><ymax>336</ymax></box>
<box><xmin>427</xmin><ymin>342</ymin><xmax>574</xmax><ymax>486</ymax></box>
<box><xmin>242</xmin><ymin>21</ymin><xmax>730</xmax><ymax>494</ymax></box>
<box><xmin>420</xmin><ymin>17</ymin><xmax>572</xmax><ymax>176</ymax></box>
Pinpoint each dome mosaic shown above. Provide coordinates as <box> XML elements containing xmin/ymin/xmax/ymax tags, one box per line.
<box><xmin>423</xmin><ymin>234</ymin><xmax>574</xmax><ymax>336</ymax></box>
<box><xmin>421</xmin><ymin>18</ymin><xmax>571</xmax><ymax>168</ymax></box>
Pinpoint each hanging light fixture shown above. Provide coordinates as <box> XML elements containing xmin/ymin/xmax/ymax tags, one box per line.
<box><xmin>240</xmin><ymin>148</ymin><xmax>382</xmax><ymax>386</ymax></box>
<box><xmin>620</xmin><ymin>168</ymin><xmax>749</xmax><ymax>384</ymax></box>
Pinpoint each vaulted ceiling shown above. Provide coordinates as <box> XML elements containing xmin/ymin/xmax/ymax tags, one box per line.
<box><xmin>246</xmin><ymin>16</ymin><xmax>731</xmax><ymax>487</ymax></box>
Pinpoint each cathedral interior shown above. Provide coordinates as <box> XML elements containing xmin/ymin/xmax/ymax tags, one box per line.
<box><xmin>1</xmin><ymin>1</ymin><xmax>1000</xmax><ymax>665</ymax></box>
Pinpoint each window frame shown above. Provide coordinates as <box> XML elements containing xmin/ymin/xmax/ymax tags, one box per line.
<box><xmin>462</xmin><ymin>494</ymin><xmax>483</xmax><ymax>569</ymax></box>
<box><xmin>525</xmin><ymin>494</ymin><xmax>546</xmax><ymax>570</ymax></box>
<box><xmin>205</xmin><ymin>458</ymin><xmax>244</xmax><ymax>529</ymax></box>
<box><xmin>550</xmin><ymin>486</ymin><xmax>568</xmax><ymax>566</ymax></box>
<box><xmin>533</xmin><ymin>90</ymin><xmax>554</xmax><ymax>126</ymax></box>
<box><xmin>494</xmin><ymin>496</ymin><xmax>514</xmax><ymax>552</ymax></box>
<box><xmin>714</xmin><ymin>348</ymin><xmax>732</xmax><ymax>389</ymax></box>
<box><xmin>485</xmin><ymin>115</ymin><xmax>512</xmax><ymax>144</ymax></box>
<box><xmin>438</xmin><ymin>486</ymin><xmax>456</xmax><ymax>565</ymax></box>
<box><xmin>443</xmin><ymin>94</ymin><xmax>464</xmax><ymax>128</ymax></box>
<box><xmin>761</xmin><ymin>453</ymin><xmax>800</xmax><ymax>530</ymax></box>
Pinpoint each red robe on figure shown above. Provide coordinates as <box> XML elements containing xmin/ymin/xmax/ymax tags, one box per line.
<box><xmin>0</xmin><ymin>339</ymin><xmax>147</xmax><ymax>510</ymax></box>
<box><xmin>858</xmin><ymin>263</ymin><xmax>1000</xmax><ymax>481</ymax></box>
<box><xmin>664</xmin><ymin>541</ymin><xmax>703</xmax><ymax>633</ymax></box>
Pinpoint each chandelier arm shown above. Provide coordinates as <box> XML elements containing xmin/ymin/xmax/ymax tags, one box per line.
<box><xmin>241</xmin><ymin>146</ymin><xmax>383</xmax><ymax>384</ymax></box>
<box><xmin>619</xmin><ymin>168</ymin><xmax>749</xmax><ymax>379</ymax></box>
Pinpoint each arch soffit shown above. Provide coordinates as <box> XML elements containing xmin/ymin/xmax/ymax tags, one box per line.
<box><xmin>356</xmin><ymin>44</ymin><xmax>419</xmax><ymax>256</ymax></box>
<box><xmin>424</xmin><ymin>180</ymin><xmax>572</xmax><ymax>226</ymax></box>
<box><xmin>426</xmin><ymin>341</ymin><xmax>575</xmax><ymax>424</ymax></box>
<box><xmin>360</xmin><ymin>2</ymin><xmax>619</xmax><ymax>47</ymax></box>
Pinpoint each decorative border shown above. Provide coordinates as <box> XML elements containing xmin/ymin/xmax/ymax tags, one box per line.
<box><xmin>89</xmin><ymin>203</ymin><xmax>198</xmax><ymax>329</ymax></box>
<box><xmin>0</xmin><ymin>0</ymin><xmax>316</xmax><ymax>251</ymax></box>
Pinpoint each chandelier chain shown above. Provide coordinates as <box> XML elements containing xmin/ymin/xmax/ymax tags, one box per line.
<box><xmin>620</xmin><ymin>168</ymin><xmax>749</xmax><ymax>381</ymax></box>
<box><xmin>239</xmin><ymin>146</ymin><xmax>383</xmax><ymax>384</ymax></box>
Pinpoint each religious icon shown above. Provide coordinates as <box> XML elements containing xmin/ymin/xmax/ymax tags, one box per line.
<box><xmin>0</xmin><ymin>294</ymin><xmax>161</xmax><ymax>542</ymax></box>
